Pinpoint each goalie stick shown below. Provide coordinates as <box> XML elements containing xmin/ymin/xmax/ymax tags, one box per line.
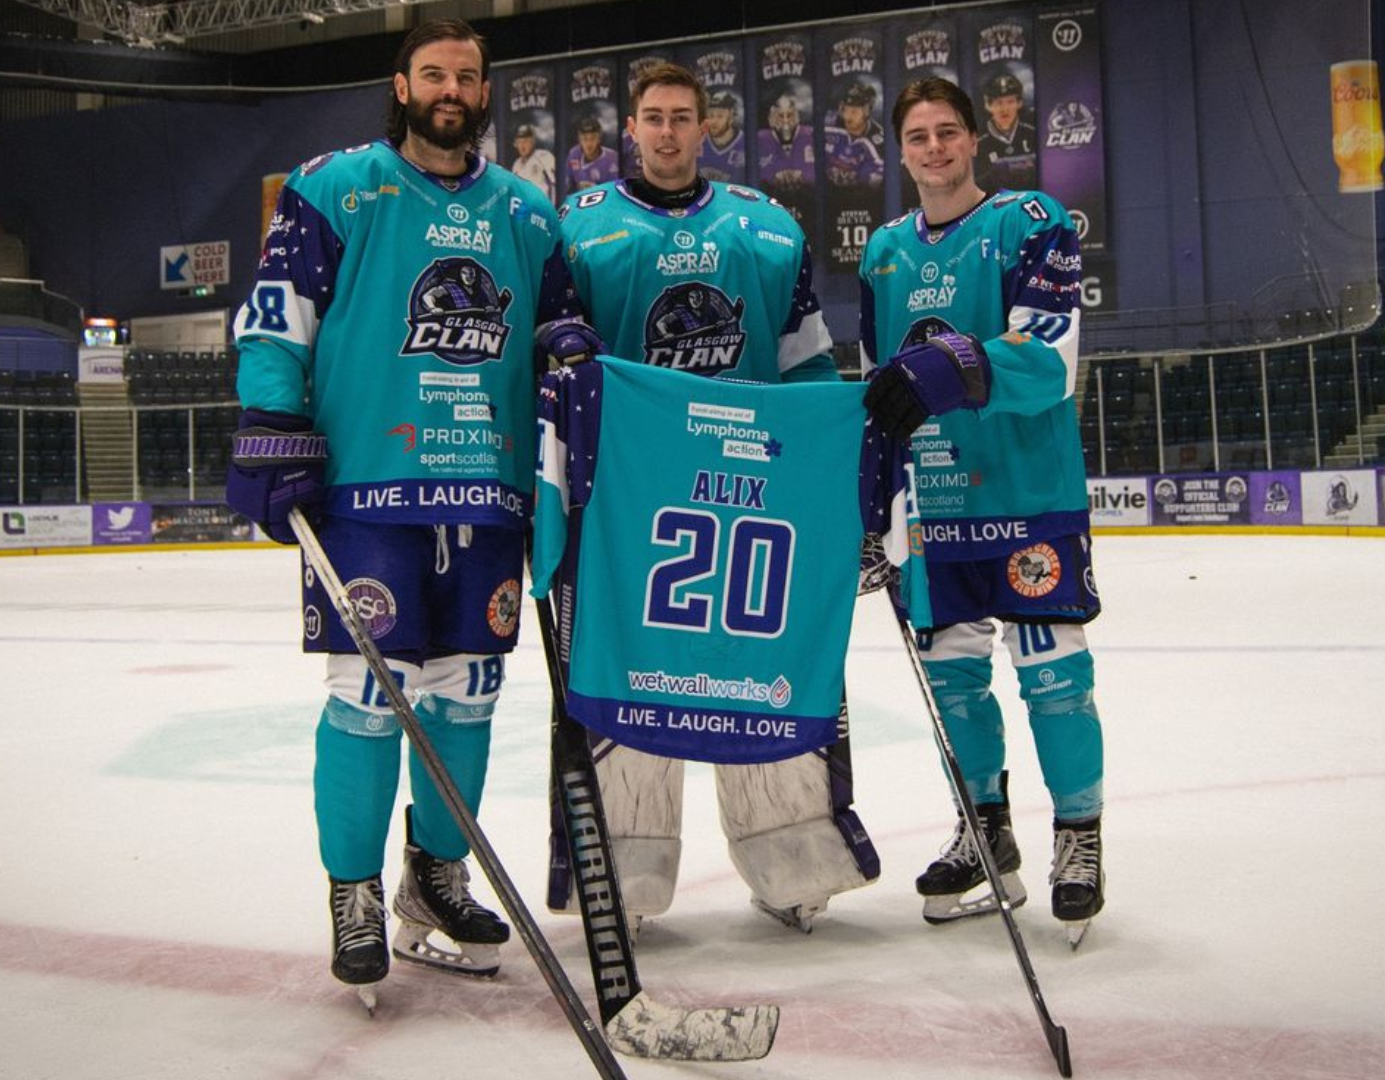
<box><xmin>533</xmin><ymin>577</ymin><xmax>780</xmax><ymax>1061</ymax></box>
<box><xmin>891</xmin><ymin>599</ymin><xmax>1073</xmax><ymax>1078</ymax></box>
<box><xmin>287</xmin><ymin>509</ymin><xmax>627</xmax><ymax>1080</ymax></box>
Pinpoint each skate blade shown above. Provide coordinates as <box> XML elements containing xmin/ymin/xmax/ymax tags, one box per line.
<box><xmin>1063</xmin><ymin>918</ymin><xmax>1092</xmax><ymax>950</ymax></box>
<box><xmin>355</xmin><ymin>984</ymin><xmax>380</xmax><ymax>1016</ymax></box>
<box><xmin>922</xmin><ymin>872</ymin><xmax>1027</xmax><ymax>924</ymax></box>
<box><xmin>392</xmin><ymin>922</ymin><xmax>501</xmax><ymax>978</ymax></box>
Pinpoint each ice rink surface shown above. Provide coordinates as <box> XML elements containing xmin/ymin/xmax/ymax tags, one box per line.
<box><xmin>1</xmin><ymin>533</ymin><xmax>1382</xmax><ymax>1080</ymax></box>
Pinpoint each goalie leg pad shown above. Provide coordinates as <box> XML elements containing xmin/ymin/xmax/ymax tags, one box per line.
<box><xmin>716</xmin><ymin>753</ymin><xmax>874</xmax><ymax>911</ymax></box>
<box><xmin>549</xmin><ymin>743</ymin><xmax>684</xmax><ymax>918</ymax></box>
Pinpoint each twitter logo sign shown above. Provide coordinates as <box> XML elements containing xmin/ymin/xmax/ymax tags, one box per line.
<box><xmin>94</xmin><ymin>503</ymin><xmax>151</xmax><ymax>545</ymax></box>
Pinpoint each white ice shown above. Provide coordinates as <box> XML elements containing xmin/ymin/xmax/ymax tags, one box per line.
<box><xmin>1</xmin><ymin>533</ymin><xmax>1382</xmax><ymax>1080</ymax></box>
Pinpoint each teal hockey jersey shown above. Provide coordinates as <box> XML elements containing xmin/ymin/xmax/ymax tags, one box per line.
<box><xmin>859</xmin><ymin>191</ymin><xmax>1092</xmax><ymax>562</ymax></box>
<box><xmin>531</xmin><ymin>357</ymin><xmax>924</xmax><ymax>764</ymax></box>
<box><xmin>235</xmin><ymin>140</ymin><xmax>580</xmax><ymax>528</ymax></box>
<box><xmin>557</xmin><ymin>180</ymin><xmax>834</xmax><ymax>382</ymax></box>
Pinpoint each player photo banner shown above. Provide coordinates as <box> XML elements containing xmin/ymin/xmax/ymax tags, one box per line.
<box><xmin>964</xmin><ymin>7</ymin><xmax>1040</xmax><ymax>196</ymax></box>
<box><xmin>561</xmin><ymin>56</ymin><xmax>621</xmax><ymax>200</ymax></box>
<box><xmin>754</xmin><ymin>32</ymin><xmax>818</xmax><ymax>237</ymax></box>
<box><xmin>497</xmin><ymin>66</ymin><xmax>559</xmax><ymax>205</ymax></box>
<box><xmin>681</xmin><ymin>41</ymin><xmax>749</xmax><ymax>185</ymax></box>
<box><xmin>1036</xmin><ymin>6</ymin><xmax>1107</xmax><ymax>253</ymax></box>
<box><xmin>819</xmin><ymin>23</ymin><xmax>887</xmax><ymax>276</ymax></box>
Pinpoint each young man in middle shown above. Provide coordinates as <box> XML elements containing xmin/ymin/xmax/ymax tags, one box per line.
<box><xmin>549</xmin><ymin>61</ymin><xmax>877</xmax><ymax>933</ymax></box>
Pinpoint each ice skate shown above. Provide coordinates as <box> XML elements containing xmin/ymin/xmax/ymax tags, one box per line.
<box><xmin>916</xmin><ymin>776</ymin><xmax>1025</xmax><ymax>924</ymax></box>
<box><xmin>329</xmin><ymin>875</ymin><xmax>389</xmax><ymax>1013</ymax></box>
<box><xmin>392</xmin><ymin>839</ymin><xmax>510</xmax><ymax>978</ymax></box>
<box><xmin>1050</xmin><ymin>816</ymin><xmax>1103</xmax><ymax>949</ymax></box>
<box><xmin>751</xmin><ymin>896</ymin><xmax>827</xmax><ymax>934</ymax></box>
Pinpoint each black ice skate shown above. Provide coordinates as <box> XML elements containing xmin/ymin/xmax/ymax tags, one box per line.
<box><xmin>329</xmin><ymin>875</ymin><xmax>389</xmax><ymax>1014</ymax></box>
<box><xmin>1050</xmin><ymin>815</ymin><xmax>1104</xmax><ymax>949</ymax></box>
<box><xmin>392</xmin><ymin>811</ymin><xmax>510</xmax><ymax>977</ymax></box>
<box><xmin>915</xmin><ymin>774</ymin><xmax>1026</xmax><ymax>924</ymax></box>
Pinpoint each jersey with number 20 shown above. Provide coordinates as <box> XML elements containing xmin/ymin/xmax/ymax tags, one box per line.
<box><xmin>531</xmin><ymin>357</ymin><xmax>922</xmax><ymax>764</ymax></box>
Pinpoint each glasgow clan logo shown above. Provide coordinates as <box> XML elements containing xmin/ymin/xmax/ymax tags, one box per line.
<box><xmin>403</xmin><ymin>257</ymin><xmax>513</xmax><ymax>366</ymax></box>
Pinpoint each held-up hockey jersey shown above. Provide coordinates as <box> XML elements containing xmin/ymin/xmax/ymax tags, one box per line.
<box><xmin>557</xmin><ymin>180</ymin><xmax>833</xmax><ymax>382</ymax></box>
<box><xmin>235</xmin><ymin>140</ymin><xmax>579</xmax><ymax>528</ymax></box>
<box><xmin>859</xmin><ymin>191</ymin><xmax>1091</xmax><ymax>563</ymax></box>
<box><xmin>531</xmin><ymin>357</ymin><xmax>925</xmax><ymax>764</ymax></box>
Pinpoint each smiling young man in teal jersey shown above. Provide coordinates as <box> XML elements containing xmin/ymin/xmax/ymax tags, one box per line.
<box><xmin>859</xmin><ymin>77</ymin><xmax>1105</xmax><ymax>945</ymax></box>
<box><xmin>547</xmin><ymin>61</ymin><xmax>880</xmax><ymax>936</ymax></box>
<box><xmin>227</xmin><ymin>18</ymin><xmax>598</xmax><ymax>997</ymax></box>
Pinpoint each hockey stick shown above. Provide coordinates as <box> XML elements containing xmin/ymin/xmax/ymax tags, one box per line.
<box><xmin>532</xmin><ymin>576</ymin><xmax>780</xmax><ymax>1061</ymax></box>
<box><xmin>287</xmin><ymin>508</ymin><xmax>626</xmax><ymax>1080</ymax></box>
<box><xmin>891</xmin><ymin>603</ymin><xmax>1073</xmax><ymax>1078</ymax></box>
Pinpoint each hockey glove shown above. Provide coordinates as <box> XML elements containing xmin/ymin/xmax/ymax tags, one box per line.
<box><xmin>863</xmin><ymin>332</ymin><xmax>992</xmax><ymax>442</ymax></box>
<box><xmin>536</xmin><ymin>317</ymin><xmax>606</xmax><ymax>369</ymax></box>
<box><xmin>225</xmin><ymin>408</ymin><xmax>327</xmax><ymax>544</ymax></box>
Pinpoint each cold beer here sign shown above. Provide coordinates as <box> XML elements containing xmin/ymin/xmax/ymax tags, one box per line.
<box><xmin>160</xmin><ymin>240</ymin><xmax>231</xmax><ymax>290</ymax></box>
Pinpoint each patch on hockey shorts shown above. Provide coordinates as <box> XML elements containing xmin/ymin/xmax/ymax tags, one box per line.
<box><xmin>344</xmin><ymin>577</ymin><xmax>398</xmax><ymax>639</ymax></box>
<box><xmin>1007</xmin><ymin>543</ymin><xmax>1061</xmax><ymax>598</ymax></box>
<box><xmin>487</xmin><ymin>578</ymin><xmax>522</xmax><ymax>638</ymax></box>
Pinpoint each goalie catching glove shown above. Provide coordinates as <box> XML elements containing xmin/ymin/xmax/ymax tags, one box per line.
<box><xmin>536</xmin><ymin>317</ymin><xmax>606</xmax><ymax>369</ymax></box>
<box><xmin>225</xmin><ymin>409</ymin><xmax>327</xmax><ymax>544</ymax></box>
<box><xmin>863</xmin><ymin>332</ymin><xmax>992</xmax><ymax>442</ymax></box>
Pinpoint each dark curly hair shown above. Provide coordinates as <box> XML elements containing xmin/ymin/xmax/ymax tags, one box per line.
<box><xmin>385</xmin><ymin>18</ymin><xmax>492</xmax><ymax>149</ymax></box>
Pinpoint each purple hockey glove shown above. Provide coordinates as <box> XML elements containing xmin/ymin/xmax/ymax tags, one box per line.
<box><xmin>864</xmin><ymin>332</ymin><xmax>992</xmax><ymax>442</ymax></box>
<box><xmin>536</xmin><ymin>318</ymin><xmax>606</xmax><ymax>369</ymax></box>
<box><xmin>225</xmin><ymin>409</ymin><xmax>327</xmax><ymax>544</ymax></box>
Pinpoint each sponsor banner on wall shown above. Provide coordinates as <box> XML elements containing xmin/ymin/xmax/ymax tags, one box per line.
<box><xmin>93</xmin><ymin>502</ymin><xmax>152</xmax><ymax>544</ymax></box>
<box><xmin>1300</xmin><ymin>469</ymin><xmax>1380</xmax><ymax>526</ymax></box>
<box><xmin>1149</xmin><ymin>473</ymin><xmax>1253</xmax><ymax>525</ymax></box>
<box><xmin>0</xmin><ymin>505</ymin><xmax>92</xmax><ymax>548</ymax></box>
<box><xmin>77</xmin><ymin>346</ymin><xmax>126</xmax><ymax>384</ymax></box>
<box><xmin>1086</xmin><ymin>476</ymin><xmax>1150</xmax><ymax>526</ymax></box>
<box><xmin>1248</xmin><ymin>471</ymin><xmax>1303</xmax><ymax>526</ymax></box>
<box><xmin>151</xmin><ymin>503</ymin><xmax>255</xmax><ymax>544</ymax></box>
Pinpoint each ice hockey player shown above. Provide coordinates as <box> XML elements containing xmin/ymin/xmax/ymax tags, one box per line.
<box><xmin>858</xmin><ymin>76</ymin><xmax>1105</xmax><ymax>946</ymax></box>
<box><xmin>226</xmin><ymin>18</ymin><xmax>598</xmax><ymax>1005</ymax></box>
<box><xmin>548</xmin><ymin>60</ymin><xmax>879</xmax><ymax>935</ymax></box>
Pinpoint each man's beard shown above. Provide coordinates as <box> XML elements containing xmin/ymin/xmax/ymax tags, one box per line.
<box><xmin>405</xmin><ymin>96</ymin><xmax>485</xmax><ymax>152</ymax></box>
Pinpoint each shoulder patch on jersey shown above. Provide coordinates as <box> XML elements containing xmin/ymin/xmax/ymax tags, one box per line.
<box><xmin>725</xmin><ymin>184</ymin><xmax>762</xmax><ymax>202</ymax></box>
<box><xmin>301</xmin><ymin>152</ymin><xmax>335</xmax><ymax>176</ymax></box>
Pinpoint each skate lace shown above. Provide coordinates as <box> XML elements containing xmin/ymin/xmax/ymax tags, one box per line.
<box><xmin>428</xmin><ymin>858</ymin><xmax>484</xmax><ymax>916</ymax></box>
<box><xmin>934</xmin><ymin>818</ymin><xmax>980</xmax><ymax>868</ymax></box>
<box><xmin>333</xmin><ymin>881</ymin><xmax>387</xmax><ymax>949</ymax></box>
<box><xmin>1050</xmin><ymin>828</ymin><xmax>1100</xmax><ymax>888</ymax></box>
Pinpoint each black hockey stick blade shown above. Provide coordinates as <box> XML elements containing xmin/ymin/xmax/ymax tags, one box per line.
<box><xmin>288</xmin><ymin>509</ymin><xmax>628</xmax><ymax>1080</ymax></box>
<box><xmin>535</xmin><ymin>582</ymin><xmax>779</xmax><ymax>1061</ymax></box>
<box><xmin>892</xmin><ymin>604</ymin><xmax>1073</xmax><ymax>1078</ymax></box>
